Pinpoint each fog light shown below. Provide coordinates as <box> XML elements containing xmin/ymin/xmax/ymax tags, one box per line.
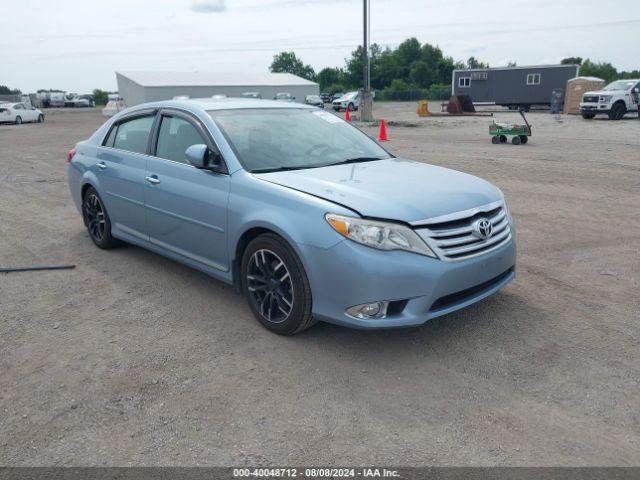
<box><xmin>346</xmin><ymin>301</ymin><xmax>389</xmax><ymax>319</ymax></box>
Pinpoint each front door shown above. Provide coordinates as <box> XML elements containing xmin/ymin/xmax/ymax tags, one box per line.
<box><xmin>96</xmin><ymin>112</ymin><xmax>156</xmax><ymax>241</ymax></box>
<box><xmin>145</xmin><ymin>111</ymin><xmax>230</xmax><ymax>272</ymax></box>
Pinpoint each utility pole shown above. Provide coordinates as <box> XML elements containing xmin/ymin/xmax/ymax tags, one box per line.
<box><xmin>361</xmin><ymin>0</ymin><xmax>374</xmax><ymax>121</ymax></box>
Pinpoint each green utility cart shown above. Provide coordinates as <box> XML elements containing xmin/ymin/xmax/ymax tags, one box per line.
<box><xmin>490</xmin><ymin>110</ymin><xmax>532</xmax><ymax>145</ymax></box>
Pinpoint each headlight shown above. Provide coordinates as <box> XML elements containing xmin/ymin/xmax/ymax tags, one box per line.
<box><xmin>325</xmin><ymin>213</ymin><xmax>437</xmax><ymax>257</ymax></box>
<box><xmin>599</xmin><ymin>95</ymin><xmax>612</xmax><ymax>103</ymax></box>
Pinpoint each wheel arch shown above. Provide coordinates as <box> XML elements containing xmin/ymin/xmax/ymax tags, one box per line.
<box><xmin>231</xmin><ymin>224</ymin><xmax>301</xmax><ymax>293</ymax></box>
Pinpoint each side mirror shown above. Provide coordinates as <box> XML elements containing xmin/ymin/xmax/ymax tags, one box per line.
<box><xmin>185</xmin><ymin>144</ymin><xmax>220</xmax><ymax>170</ymax></box>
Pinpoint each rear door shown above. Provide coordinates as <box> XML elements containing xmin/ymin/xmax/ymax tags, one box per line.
<box><xmin>145</xmin><ymin>109</ymin><xmax>230</xmax><ymax>272</ymax></box>
<box><xmin>96</xmin><ymin>111</ymin><xmax>157</xmax><ymax>241</ymax></box>
<box><xmin>12</xmin><ymin>103</ymin><xmax>25</xmax><ymax>121</ymax></box>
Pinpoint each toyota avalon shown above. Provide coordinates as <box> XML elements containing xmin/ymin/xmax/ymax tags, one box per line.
<box><xmin>67</xmin><ymin>98</ymin><xmax>516</xmax><ymax>335</ymax></box>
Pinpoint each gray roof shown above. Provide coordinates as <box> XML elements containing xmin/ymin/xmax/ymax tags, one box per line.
<box><xmin>125</xmin><ymin>97</ymin><xmax>316</xmax><ymax>113</ymax></box>
<box><xmin>117</xmin><ymin>71</ymin><xmax>318</xmax><ymax>87</ymax></box>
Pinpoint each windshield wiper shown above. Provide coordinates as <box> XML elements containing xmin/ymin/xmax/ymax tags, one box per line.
<box><xmin>327</xmin><ymin>156</ymin><xmax>386</xmax><ymax>166</ymax></box>
<box><xmin>251</xmin><ymin>157</ymin><xmax>386</xmax><ymax>173</ymax></box>
<box><xmin>250</xmin><ymin>166</ymin><xmax>308</xmax><ymax>173</ymax></box>
<box><xmin>250</xmin><ymin>163</ymin><xmax>331</xmax><ymax>173</ymax></box>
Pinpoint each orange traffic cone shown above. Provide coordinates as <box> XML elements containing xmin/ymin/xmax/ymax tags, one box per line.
<box><xmin>378</xmin><ymin>119</ymin><xmax>388</xmax><ymax>142</ymax></box>
<box><xmin>345</xmin><ymin>107</ymin><xmax>351</xmax><ymax>122</ymax></box>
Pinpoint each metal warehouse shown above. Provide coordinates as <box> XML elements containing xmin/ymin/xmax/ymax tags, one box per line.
<box><xmin>116</xmin><ymin>71</ymin><xmax>319</xmax><ymax>106</ymax></box>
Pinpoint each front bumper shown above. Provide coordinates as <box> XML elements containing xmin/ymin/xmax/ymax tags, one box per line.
<box><xmin>580</xmin><ymin>103</ymin><xmax>610</xmax><ymax>114</ymax></box>
<box><xmin>298</xmin><ymin>224</ymin><xmax>516</xmax><ymax>329</ymax></box>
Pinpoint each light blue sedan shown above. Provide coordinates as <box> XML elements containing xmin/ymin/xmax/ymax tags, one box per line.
<box><xmin>67</xmin><ymin>98</ymin><xmax>516</xmax><ymax>335</ymax></box>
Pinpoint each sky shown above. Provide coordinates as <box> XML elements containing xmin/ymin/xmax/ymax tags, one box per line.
<box><xmin>1</xmin><ymin>0</ymin><xmax>638</xmax><ymax>93</ymax></box>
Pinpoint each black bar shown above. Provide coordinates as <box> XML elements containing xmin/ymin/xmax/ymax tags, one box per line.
<box><xmin>0</xmin><ymin>264</ymin><xmax>76</xmax><ymax>273</ymax></box>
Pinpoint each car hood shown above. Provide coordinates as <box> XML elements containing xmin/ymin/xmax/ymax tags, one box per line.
<box><xmin>255</xmin><ymin>158</ymin><xmax>502</xmax><ymax>223</ymax></box>
<box><xmin>584</xmin><ymin>90</ymin><xmax>626</xmax><ymax>96</ymax></box>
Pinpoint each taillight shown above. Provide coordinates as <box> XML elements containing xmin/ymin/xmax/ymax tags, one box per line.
<box><xmin>67</xmin><ymin>147</ymin><xmax>77</xmax><ymax>163</ymax></box>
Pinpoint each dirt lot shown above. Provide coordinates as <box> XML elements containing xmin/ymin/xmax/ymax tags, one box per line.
<box><xmin>1</xmin><ymin>104</ymin><xmax>639</xmax><ymax>466</ymax></box>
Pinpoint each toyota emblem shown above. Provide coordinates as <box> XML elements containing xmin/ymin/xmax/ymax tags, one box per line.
<box><xmin>472</xmin><ymin>218</ymin><xmax>493</xmax><ymax>239</ymax></box>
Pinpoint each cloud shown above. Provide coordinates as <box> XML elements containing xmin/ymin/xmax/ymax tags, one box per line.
<box><xmin>191</xmin><ymin>0</ymin><xmax>226</xmax><ymax>13</ymax></box>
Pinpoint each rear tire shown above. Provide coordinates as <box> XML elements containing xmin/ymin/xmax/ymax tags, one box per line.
<box><xmin>15</xmin><ymin>116</ymin><xmax>22</xmax><ymax>125</ymax></box>
<box><xmin>519</xmin><ymin>135</ymin><xmax>528</xmax><ymax>144</ymax></box>
<box><xmin>499</xmin><ymin>135</ymin><xmax>507</xmax><ymax>143</ymax></box>
<box><xmin>241</xmin><ymin>233</ymin><xmax>315</xmax><ymax>335</ymax></box>
<box><xmin>512</xmin><ymin>135</ymin><xmax>521</xmax><ymax>145</ymax></box>
<box><xmin>82</xmin><ymin>187</ymin><xmax>121</xmax><ymax>249</ymax></box>
<box><xmin>491</xmin><ymin>136</ymin><xmax>500</xmax><ymax>144</ymax></box>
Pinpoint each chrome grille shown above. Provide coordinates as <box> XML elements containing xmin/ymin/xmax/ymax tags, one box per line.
<box><xmin>583</xmin><ymin>95</ymin><xmax>599</xmax><ymax>103</ymax></box>
<box><xmin>414</xmin><ymin>202</ymin><xmax>512</xmax><ymax>261</ymax></box>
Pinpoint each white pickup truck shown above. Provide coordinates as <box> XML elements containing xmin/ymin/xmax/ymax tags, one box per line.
<box><xmin>580</xmin><ymin>79</ymin><xmax>640</xmax><ymax>120</ymax></box>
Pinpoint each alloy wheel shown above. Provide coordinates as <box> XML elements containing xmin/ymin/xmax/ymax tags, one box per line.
<box><xmin>83</xmin><ymin>193</ymin><xmax>106</xmax><ymax>242</ymax></box>
<box><xmin>246</xmin><ymin>249</ymin><xmax>294</xmax><ymax>324</ymax></box>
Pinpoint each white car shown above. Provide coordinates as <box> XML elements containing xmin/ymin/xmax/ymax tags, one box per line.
<box><xmin>0</xmin><ymin>102</ymin><xmax>44</xmax><ymax>124</ymax></box>
<box><xmin>580</xmin><ymin>79</ymin><xmax>640</xmax><ymax>120</ymax></box>
<box><xmin>332</xmin><ymin>91</ymin><xmax>362</xmax><ymax>111</ymax></box>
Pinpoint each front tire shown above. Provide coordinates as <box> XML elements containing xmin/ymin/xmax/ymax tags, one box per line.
<box><xmin>241</xmin><ymin>233</ymin><xmax>315</xmax><ymax>335</ymax></box>
<box><xmin>82</xmin><ymin>187</ymin><xmax>121</xmax><ymax>249</ymax></box>
<box><xmin>15</xmin><ymin>116</ymin><xmax>22</xmax><ymax>125</ymax></box>
<box><xmin>608</xmin><ymin>102</ymin><xmax>626</xmax><ymax>120</ymax></box>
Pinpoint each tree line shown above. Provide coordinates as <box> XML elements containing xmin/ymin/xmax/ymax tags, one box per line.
<box><xmin>270</xmin><ymin>37</ymin><xmax>639</xmax><ymax>100</ymax></box>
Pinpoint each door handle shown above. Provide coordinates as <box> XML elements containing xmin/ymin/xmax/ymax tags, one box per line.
<box><xmin>97</xmin><ymin>162</ymin><xmax>107</xmax><ymax>170</ymax></box>
<box><xmin>145</xmin><ymin>175</ymin><xmax>160</xmax><ymax>185</ymax></box>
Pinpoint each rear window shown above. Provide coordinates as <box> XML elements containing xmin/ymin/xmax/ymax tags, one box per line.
<box><xmin>111</xmin><ymin>115</ymin><xmax>155</xmax><ymax>154</ymax></box>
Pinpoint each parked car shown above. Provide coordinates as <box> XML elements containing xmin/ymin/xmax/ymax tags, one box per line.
<box><xmin>0</xmin><ymin>102</ymin><xmax>44</xmax><ymax>124</ymax></box>
<box><xmin>320</xmin><ymin>92</ymin><xmax>332</xmax><ymax>103</ymax></box>
<box><xmin>78</xmin><ymin>95</ymin><xmax>96</xmax><ymax>107</ymax></box>
<box><xmin>332</xmin><ymin>91</ymin><xmax>362</xmax><ymax>111</ymax></box>
<box><xmin>304</xmin><ymin>95</ymin><xmax>324</xmax><ymax>108</ymax></box>
<box><xmin>67</xmin><ymin>98</ymin><xmax>516</xmax><ymax>335</ymax></box>
<box><xmin>580</xmin><ymin>79</ymin><xmax>640</xmax><ymax>120</ymax></box>
<box><xmin>241</xmin><ymin>92</ymin><xmax>262</xmax><ymax>99</ymax></box>
<box><xmin>274</xmin><ymin>92</ymin><xmax>295</xmax><ymax>102</ymax></box>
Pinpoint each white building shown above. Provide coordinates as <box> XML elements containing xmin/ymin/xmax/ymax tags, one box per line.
<box><xmin>116</xmin><ymin>71</ymin><xmax>319</xmax><ymax>106</ymax></box>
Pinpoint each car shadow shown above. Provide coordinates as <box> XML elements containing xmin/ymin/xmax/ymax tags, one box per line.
<box><xmin>72</xmin><ymin>232</ymin><xmax>533</xmax><ymax>360</ymax></box>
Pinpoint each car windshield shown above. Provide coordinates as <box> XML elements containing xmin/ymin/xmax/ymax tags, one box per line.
<box><xmin>603</xmin><ymin>80</ymin><xmax>636</xmax><ymax>91</ymax></box>
<box><xmin>209</xmin><ymin>108</ymin><xmax>391</xmax><ymax>172</ymax></box>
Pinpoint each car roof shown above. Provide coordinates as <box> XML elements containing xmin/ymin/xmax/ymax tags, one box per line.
<box><xmin>128</xmin><ymin>97</ymin><xmax>315</xmax><ymax>112</ymax></box>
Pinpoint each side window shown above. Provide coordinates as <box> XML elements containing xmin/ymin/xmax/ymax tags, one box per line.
<box><xmin>459</xmin><ymin>77</ymin><xmax>471</xmax><ymax>88</ymax></box>
<box><xmin>14</xmin><ymin>104</ymin><xmax>23</xmax><ymax>110</ymax></box>
<box><xmin>527</xmin><ymin>73</ymin><xmax>541</xmax><ymax>85</ymax></box>
<box><xmin>155</xmin><ymin>115</ymin><xmax>207</xmax><ymax>164</ymax></box>
<box><xmin>103</xmin><ymin>124</ymin><xmax>118</xmax><ymax>147</ymax></box>
<box><xmin>112</xmin><ymin>115</ymin><xmax>155</xmax><ymax>155</ymax></box>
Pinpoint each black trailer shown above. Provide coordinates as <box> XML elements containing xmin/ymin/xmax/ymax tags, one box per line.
<box><xmin>452</xmin><ymin>64</ymin><xmax>580</xmax><ymax>111</ymax></box>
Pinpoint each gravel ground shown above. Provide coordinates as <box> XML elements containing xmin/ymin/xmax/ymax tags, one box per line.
<box><xmin>1</xmin><ymin>105</ymin><xmax>638</xmax><ymax>466</ymax></box>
